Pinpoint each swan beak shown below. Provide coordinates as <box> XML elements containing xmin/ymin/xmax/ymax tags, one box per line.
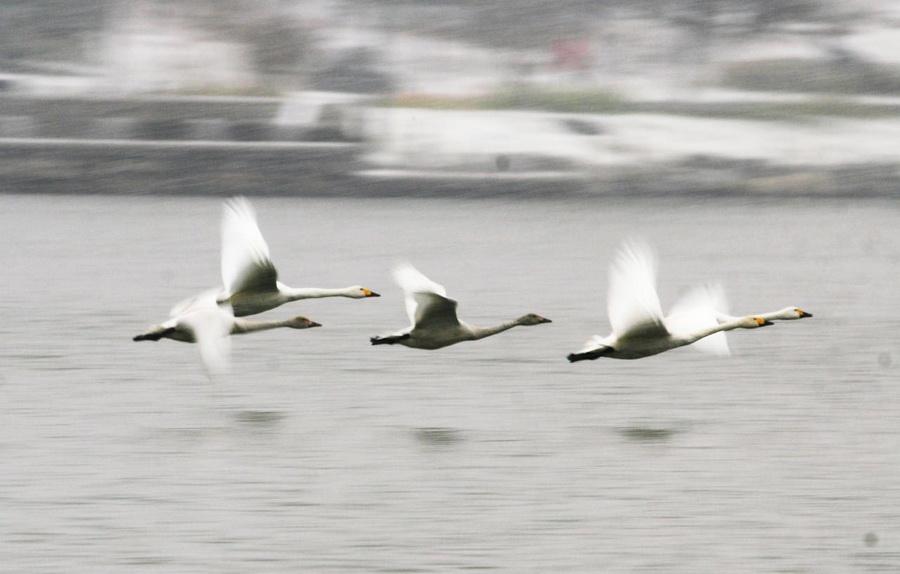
<box><xmin>761</xmin><ymin>319</ymin><xmax>774</xmax><ymax>327</ymax></box>
<box><xmin>363</xmin><ymin>288</ymin><xmax>380</xmax><ymax>297</ymax></box>
<box><xmin>539</xmin><ymin>317</ymin><xmax>552</xmax><ymax>324</ymax></box>
<box><xmin>798</xmin><ymin>310</ymin><xmax>812</xmax><ymax>318</ymax></box>
<box><xmin>309</xmin><ymin>321</ymin><xmax>322</xmax><ymax>328</ymax></box>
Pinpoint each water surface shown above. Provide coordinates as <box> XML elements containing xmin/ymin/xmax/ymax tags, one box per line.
<box><xmin>2</xmin><ymin>194</ymin><xmax>898</xmax><ymax>573</ymax></box>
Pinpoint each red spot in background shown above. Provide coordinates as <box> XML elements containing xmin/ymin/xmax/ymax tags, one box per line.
<box><xmin>551</xmin><ymin>38</ymin><xmax>593</xmax><ymax>70</ymax></box>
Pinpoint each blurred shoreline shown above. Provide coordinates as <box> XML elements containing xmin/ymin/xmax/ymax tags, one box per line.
<box><xmin>0</xmin><ymin>91</ymin><xmax>897</xmax><ymax>198</ymax></box>
<box><xmin>3</xmin><ymin>0</ymin><xmax>900</xmax><ymax>198</ymax></box>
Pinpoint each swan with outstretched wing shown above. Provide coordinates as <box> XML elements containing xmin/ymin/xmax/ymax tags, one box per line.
<box><xmin>134</xmin><ymin>289</ymin><xmax>321</xmax><ymax>375</ymax></box>
<box><xmin>371</xmin><ymin>262</ymin><xmax>551</xmax><ymax>350</ymax></box>
<box><xmin>218</xmin><ymin>197</ymin><xmax>380</xmax><ymax>316</ymax></box>
<box><xmin>568</xmin><ymin>241</ymin><xmax>774</xmax><ymax>362</ymax></box>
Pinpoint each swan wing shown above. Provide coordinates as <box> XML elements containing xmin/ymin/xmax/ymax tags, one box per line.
<box><xmin>607</xmin><ymin>241</ymin><xmax>668</xmax><ymax>340</ymax></box>
<box><xmin>221</xmin><ymin>197</ymin><xmax>278</xmax><ymax>295</ymax></box>
<box><xmin>412</xmin><ymin>291</ymin><xmax>461</xmax><ymax>330</ymax></box>
<box><xmin>181</xmin><ymin>306</ymin><xmax>233</xmax><ymax>375</ymax></box>
<box><xmin>665</xmin><ymin>283</ymin><xmax>731</xmax><ymax>356</ymax></box>
<box><xmin>392</xmin><ymin>263</ymin><xmax>449</xmax><ymax>327</ymax></box>
<box><xmin>169</xmin><ymin>288</ymin><xmax>222</xmax><ymax>318</ymax></box>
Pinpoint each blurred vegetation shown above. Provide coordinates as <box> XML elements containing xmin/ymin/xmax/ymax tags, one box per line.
<box><xmin>384</xmin><ymin>88</ymin><xmax>900</xmax><ymax>120</ymax></box>
<box><xmin>722</xmin><ymin>58</ymin><xmax>900</xmax><ymax>95</ymax></box>
<box><xmin>387</xmin><ymin>88</ymin><xmax>627</xmax><ymax>113</ymax></box>
<box><xmin>158</xmin><ymin>86</ymin><xmax>284</xmax><ymax>98</ymax></box>
<box><xmin>483</xmin><ymin>88</ymin><xmax>628</xmax><ymax>112</ymax></box>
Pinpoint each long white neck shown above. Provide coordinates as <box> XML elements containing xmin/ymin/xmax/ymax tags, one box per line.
<box><xmin>681</xmin><ymin>317</ymin><xmax>745</xmax><ymax>345</ymax></box>
<box><xmin>231</xmin><ymin>317</ymin><xmax>295</xmax><ymax>335</ymax></box>
<box><xmin>717</xmin><ymin>309</ymin><xmax>784</xmax><ymax>323</ymax></box>
<box><xmin>281</xmin><ymin>285</ymin><xmax>354</xmax><ymax>300</ymax></box>
<box><xmin>469</xmin><ymin>319</ymin><xmax>520</xmax><ymax>340</ymax></box>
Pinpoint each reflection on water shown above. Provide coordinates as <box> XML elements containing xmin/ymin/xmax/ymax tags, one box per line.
<box><xmin>414</xmin><ymin>427</ymin><xmax>464</xmax><ymax>446</ymax></box>
<box><xmin>1</xmin><ymin>194</ymin><xmax>899</xmax><ymax>573</ymax></box>
<box><xmin>619</xmin><ymin>426</ymin><xmax>678</xmax><ymax>442</ymax></box>
<box><xmin>234</xmin><ymin>410</ymin><xmax>286</xmax><ymax>426</ymax></box>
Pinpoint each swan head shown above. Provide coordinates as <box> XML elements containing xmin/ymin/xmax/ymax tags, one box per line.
<box><xmin>742</xmin><ymin>315</ymin><xmax>774</xmax><ymax>329</ymax></box>
<box><xmin>774</xmin><ymin>306</ymin><xmax>813</xmax><ymax>320</ymax></box>
<box><xmin>517</xmin><ymin>313</ymin><xmax>552</xmax><ymax>326</ymax></box>
<box><xmin>286</xmin><ymin>316</ymin><xmax>322</xmax><ymax>329</ymax></box>
<box><xmin>347</xmin><ymin>286</ymin><xmax>381</xmax><ymax>299</ymax></box>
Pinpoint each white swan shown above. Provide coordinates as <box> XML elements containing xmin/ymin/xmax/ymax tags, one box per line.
<box><xmin>716</xmin><ymin>306</ymin><xmax>812</xmax><ymax>323</ymax></box>
<box><xmin>567</xmin><ymin>241</ymin><xmax>773</xmax><ymax>362</ymax></box>
<box><xmin>133</xmin><ymin>290</ymin><xmax>321</xmax><ymax>374</ymax></box>
<box><xmin>370</xmin><ymin>263</ymin><xmax>551</xmax><ymax>350</ymax></box>
<box><xmin>218</xmin><ymin>197</ymin><xmax>379</xmax><ymax>316</ymax></box>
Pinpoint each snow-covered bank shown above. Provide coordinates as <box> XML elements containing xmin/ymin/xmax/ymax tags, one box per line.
<box><xmin>361</xmin><ymin>106</ymin><xmax>900</xmax><ymax>170</ymax></box>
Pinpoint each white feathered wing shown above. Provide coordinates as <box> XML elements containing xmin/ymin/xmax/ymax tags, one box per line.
<box><xmin>607</xmin><ymin>241</ymin><xmax>668</xmax><ymax>340</ymax></box>
<box><xmin>665</xmin><ymin>283</ymin><xmax>731</xmax><ymax>356</ymax></box>
<box><xmin>392</xmin><ymin>262</ymin><xmax>451</xmax><ymax>329</ymax></box>
<box><xmin>170</xmin><ymin>290</ymin><xmax>233</xmax><ymax>375</ymax></box>
<box><xmin>220</xmin><ymin>197</ymin><xmax>278</xmax><ymax>296</ymax></box>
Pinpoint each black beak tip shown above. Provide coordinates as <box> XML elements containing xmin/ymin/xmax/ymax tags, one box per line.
<box><xmin>801</xmin><ymin>311</ymin><xmax>813</xmax><ymax>318</ymax></box>
<box><xmin>763</xmin><ymin>320</ymin><xmax>774</xmax><ymax>326</ymax></box>
<box><xmin>310</xmin><ymin>322</ymin><xmax>322</xmax><ymax>328</ymax></box>
<box><xmin>369</xmin><ymin>291</ymin><xmax>381</xmax><ymax>298</ymax></box>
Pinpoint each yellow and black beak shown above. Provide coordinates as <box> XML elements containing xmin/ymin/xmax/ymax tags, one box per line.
<box><xmin>798</xmin><ymin>309</ymin><xmax>812</xmax><ymax>318</ymax></box>
<box><xmin>755</xmin><ymin>317</ymin><xmax>774</xmax><ymax>327</ymax></box>
<box><xmin>362</xmin><ymin>288</ymin><xmax>380</xmax><ymax>298</ymax></box>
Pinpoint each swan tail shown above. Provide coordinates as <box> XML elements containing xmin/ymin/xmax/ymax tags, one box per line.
<box><xmin>567</xmin><ymin>346</ymin><xmax>613</xmax><ymax>362</ymax></box>
<box><xmin>370</xmin><ymin>334</ymin><xmax>410</xmax><ymax>346</ymax></box>
<box><xmin>133</xmin><ymin>326</ymin><xmax>175</xmax><ymax>342</ymax></box>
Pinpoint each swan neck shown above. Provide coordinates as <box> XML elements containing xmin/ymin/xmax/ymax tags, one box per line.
<box><xmin>682</xmin><ymin>318</ymin><xmax>742</xmax><ymax>344</ymax></box>
<box><xmin>470</xmin><ymin>319</ymin><xmax>519</xmax><ymax>340</ymax></box>
<box><xmin>231</xmin><ymin>317</ymin><xmax>292</xmax><ymax>335</ymax></box>
<box><xmin>720</xmin><ymin>310</ymin><xmax>785</xmax><ymax>323</ymax></box>
<box><xmin>756</xmin><ymin>310</ymin><xmax>784</xmax><ymax>321</ymax></box>
<box><xmin>283</xmin><ymin>286</ymin><xmax>350</xmax><ymax>300</ymax></box>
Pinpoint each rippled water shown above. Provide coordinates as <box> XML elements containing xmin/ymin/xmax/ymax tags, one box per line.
<box><xmin>2</xmin><ymin>194</ymin><xmax>899</xmax><ymax>572</ymax></box>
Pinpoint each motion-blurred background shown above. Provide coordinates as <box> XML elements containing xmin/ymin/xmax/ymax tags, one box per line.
<box><xmin>1</xmin><ymin>0</ymin><xmax>899</xmax><ymax>196</ymax></box>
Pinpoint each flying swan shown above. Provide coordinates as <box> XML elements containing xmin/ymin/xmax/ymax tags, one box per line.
<box><xmin>370</xmin><ymin>263</ymin><xmax>551</xmax><ymax>350</ymax></box>
<box><xmin>567</xmin><ymin>241</ymin><xmax>775</xmax><ymax>362</ymax></box>
<box><xmin>219</xmin><ymin>197</ymin><xmax>379</xmax><ymax>316</ymax></box>
<box><xmin>133</xmin><ymin>290</ymin><xmax>321</xmax><ymax>374</ymax></box>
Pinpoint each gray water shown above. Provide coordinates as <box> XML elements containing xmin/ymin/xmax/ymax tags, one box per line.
<box><xmin>2</xmin><ymin>194</ymin><xmax>898</xmax><ymax>573</ymax></box>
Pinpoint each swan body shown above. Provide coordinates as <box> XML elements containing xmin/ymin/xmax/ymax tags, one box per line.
<box><xmin>371</xmin><ymin>263</ymin><xmax>551</xmax><ymax>350</ymax></box>
<box><xmin>568</xmin><ymin>241</ymin><xmax>773</xmax><ymax>362</ymax></box>
<box><xmin>134</xmin><ymin>290</ymin><xmax>321</xmax><ymax>374</ymax></box>
<box><xmin>219</xmin><ymin>197</ymin><xmax>379</xmax><ymax>316</ymax></box>
<box><xmin>570</xmin><ymin>315</ymin><xmax>771</xmax><ymax>361</ymax></box>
